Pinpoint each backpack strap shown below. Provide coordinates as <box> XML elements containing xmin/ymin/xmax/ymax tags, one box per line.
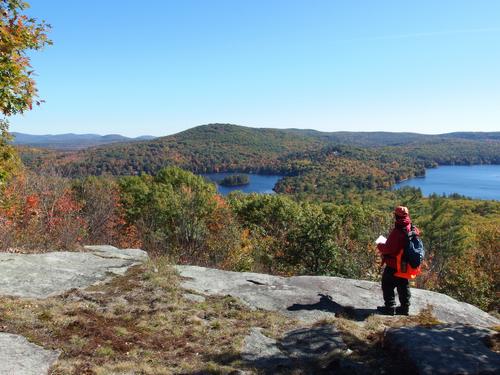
<box><xmin>402</xmin><ymin>224</ymin><xmax>417</xmax><ymax>237</ymax></box>
<box><xmin>408</xmin><ymin>224</ymin><xmax>418</xmax><ymax>238</ymax></box>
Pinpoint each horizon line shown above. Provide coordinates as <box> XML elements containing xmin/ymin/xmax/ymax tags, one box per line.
<box><xmin>10</xmin><ymin>123</ymin><xmax>500</xmax><ymax>138</ymax></box>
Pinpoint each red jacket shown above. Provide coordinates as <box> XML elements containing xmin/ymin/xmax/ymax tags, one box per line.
<box><xmin>377</xmin><ymin>219</ymin><xmax>419</xmax><ymax>269</ymax></box>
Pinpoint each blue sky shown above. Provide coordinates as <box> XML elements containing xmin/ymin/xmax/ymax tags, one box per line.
<box><xmin>10</xmin><ymin>0</ymin><xmax>500</xmax><ymax>136</ymax></box>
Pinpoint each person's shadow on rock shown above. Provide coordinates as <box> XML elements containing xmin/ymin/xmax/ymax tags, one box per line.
<box><xmin>287</xmin><ymin>293</ymin><xmax>377</xmax><ymax>321</ymax></box>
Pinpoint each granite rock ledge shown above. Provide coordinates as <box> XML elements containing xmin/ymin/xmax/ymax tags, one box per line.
<box><xmin>0</xmin><ymin>245</ymin><xmax>148</xmax><ymax>299</ymax></box>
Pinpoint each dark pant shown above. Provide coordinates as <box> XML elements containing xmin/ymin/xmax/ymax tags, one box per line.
<box><xmin>382</xmin><ymin>266</ymin><xmax>410</xmax><ymax>308</ymax></box>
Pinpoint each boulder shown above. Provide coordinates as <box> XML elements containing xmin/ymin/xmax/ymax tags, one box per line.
<box><xmin>0</xmin><ymin>333</ymin><xmax>59</xmax><ymax>375</ymax></box>
<box><xmin>0</xmin><ymin>245</ymin><xmax>148</xmax><ymax>299</ymax></box>
<box><xmin>176</xmin><ymin>266</ymin><xmax>499</xmax><ymax>327</ymax></box>
<box><xmin>242</xmin><ymin>325</ymin><xmax>350</xmax><ymax>374</ymax></box>
<box><xmin>385</xmin><ymin>324</ymin><xmax>500</xmax><ymax>374</ymax></box>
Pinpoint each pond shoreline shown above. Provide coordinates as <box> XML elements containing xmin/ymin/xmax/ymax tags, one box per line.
<box><xmin>200</xmin><ymin>172</ymin><xmax>284</xmax><ymax>195</ymax></box>
<box><xmin>394</xmin><ymin>165</ymin><xmax>500</xmax><ymax>201</ymax></box>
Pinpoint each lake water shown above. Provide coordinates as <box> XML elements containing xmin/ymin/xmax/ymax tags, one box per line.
<box><xmin>395</xmin><ymin>165</ymin><xmax>500</xmax><ymax>200</ymax></box>
<box><xmin>201</xmin><ymin>173</ymin><xmax>283</xmax><ymax>195</ymax></box>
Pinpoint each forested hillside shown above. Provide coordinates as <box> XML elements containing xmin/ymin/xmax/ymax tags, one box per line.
<box><xmin>284</xmin><ymin>128</ymin><xmax>500</xmax><ymax>146</ymax></box>
<box><xmin>19</xmin><ymin>124</ymin><xmax>326</xmax><ymax>176</ymax></box>
<box><xmin>274</xmin><ymin>141</ymin><xmax>500</xmax><ymax>198</ymax></box>
<box><xmin>18</xmin><ymin>124</ymin><xmax>500</xmax><ymax>195</ymax></box>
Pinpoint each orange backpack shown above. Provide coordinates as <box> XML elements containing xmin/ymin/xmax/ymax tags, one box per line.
<box><xmin>394</xmin><ymin>250</ymin><xmax>421</xmax><ymax>279</ymax></box>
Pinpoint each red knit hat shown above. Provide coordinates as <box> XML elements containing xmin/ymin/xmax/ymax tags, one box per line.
<box><xmin>394</xmin><ymin>206</ymin><xmax>409</xmax><ymax>217</ymax></box>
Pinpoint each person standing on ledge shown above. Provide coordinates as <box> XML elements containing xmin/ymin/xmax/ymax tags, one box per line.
<box><xmin>376</xmin><ymin>206</ymin><xmax>420</xmax><ymax>316</ymax></box>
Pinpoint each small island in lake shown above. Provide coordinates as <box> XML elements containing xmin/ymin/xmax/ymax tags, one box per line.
<box><xmin>219</xmin><ymin>174</ymin><xmax>250</xmax><ymax>187</ymax></box>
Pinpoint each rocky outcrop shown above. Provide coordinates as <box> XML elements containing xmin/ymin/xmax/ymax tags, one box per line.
<box><xmin>176</xmin><ymin>266</ymin><xmax>499</xmax><ymax>327</ymax></box>
<box><xmin>1</xmin><ymin>252</ymin><xmax>497</xmax><ymax>374</ymax></box>
<box><xmin>0</xmin><ymin>333</ymin><xmax>59</xmax><ymax>375</ymax></box>
<box><xmin>0</xmin><ymin>245</ymin><xmax>149</xmax><ymax>374</ymax></box>
<box><xmin>178</xmin><ymin>266</ymin><xmax>500</xmax><ymax>374</ymax></box>
<box><xmin>0</xmin><ymin>245</ymin><xmax>148</xmax><ymax>299</ymax></box>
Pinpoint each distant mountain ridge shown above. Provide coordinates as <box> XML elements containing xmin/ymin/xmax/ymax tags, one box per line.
<box><xmin>12</xmin><ymin>126</ymin><xmax>500</xmax><ymax>150</ymax></box>
<box><xmin>11</xmin><ymin>132</ymin><xmax>156</xmax><ymax>150</ymax></box>
<box><xmin>280</xmin><ymin>128</ymin><xmax>500</xmax><ymax>145</ymax></box>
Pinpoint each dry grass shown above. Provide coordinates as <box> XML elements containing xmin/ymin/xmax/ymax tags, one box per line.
<box><xmin>0</xmin><ymin>256</ymin><xmax>296</xmax><ymax>374</ymax></box>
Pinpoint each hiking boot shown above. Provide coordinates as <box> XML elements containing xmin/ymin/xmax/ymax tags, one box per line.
<box><xmin>396</xmin><ymin>306</ymin><xmax>409</xmax><ymax>316</ymax></box>
<box><xmin>376</xmin><ymin>305</ymin><xmax>396</xmax><ymax>316</ymax></box>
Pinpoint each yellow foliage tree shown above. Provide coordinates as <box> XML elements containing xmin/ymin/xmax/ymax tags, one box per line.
<box><xmin>0</xmin><ymin>0</ymin><xmax>51</xmax><ymax>182</ymax></box>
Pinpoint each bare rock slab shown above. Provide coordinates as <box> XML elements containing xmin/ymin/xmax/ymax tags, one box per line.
<box><xmin>280</xmin><ymin>325</ymin><xmax>347</xmax><ymax>360</ymax></box>
<box><xmin>385</xmin><ymin>324</ymin><xmax>500</xmax><ymax>374</ymax></box>
<box><xmin>0</xmin><ymin>245</ymin><xmax>148</xmax><ymax>299</ymax></box>
<box><xmin>176</xmin><ymin>266</ymin><xmax>499</xmax><ymax>327</ymax></box>
<box><xmin>0</xmin><ymin>333</ymin><xmax>59</xmax><ymax>375</ymax></box>
<box><xmin>242</xmin><ymin>328</ymin><xmax>288</xmax><ymax>368</ymax></box>
<box><xmin>242</xmin><ymin>325</ymin><xmax>349</xmax><ymax>373</ymax></box>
